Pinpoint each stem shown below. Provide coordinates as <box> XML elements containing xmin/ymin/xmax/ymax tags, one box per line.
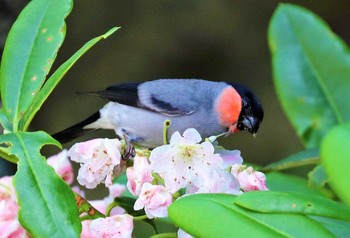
<box><xmin>133</xmin><ymin>214</ymin><xmax>148</xmax><ymax>221</ymax></box>
<box><xmin>150</xmin><ymin>233</ymin><xmax>177</xmax><ymax>238</ymax></box>
<box><xmin>75</xmin><ymin>192</ymin><xmax>105</xmax><ymax>220</ymax></box>
<box><xmin>152</xmin><ymin>172</ymin><xmax>165</xmax><ymax>186</ymax></box>
<box><xmin>172</xmin><ymin>191</ymin><xmax>181</xmax><ymax>200</ymax></box>
<box><xmin>163</xmin><ymin>119</ymin><xmax>171</xmax><ymax>145</ymax></box>
<box><xmin>106</xmin><ymin>201</ymin><xmax>118</xmax><ymax>217</ymax></box>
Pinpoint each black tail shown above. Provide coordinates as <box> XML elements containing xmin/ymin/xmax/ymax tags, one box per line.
<box><xmin>52</xmin><ymin>112</ymin><xmax>101</xmax><ymax>144</ymax></box>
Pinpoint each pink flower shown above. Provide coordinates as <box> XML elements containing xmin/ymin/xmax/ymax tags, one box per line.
<box><xmin>134</xmin><ymin>183</ymin><xmax>172</xmax><ymax>219</ymax></box>
<box><xmin>81</xmin><ymin>220</ymin><xmax>95</xmax><ymax>238</ymax></box>
<box><xmin>0</xmin><ymin>176</ymin><xmax>29</xmax><ymax>238</ymax></box>
<box><xmin>231</xmin><ymin>165</ymin><xmax>268</xmax><ymax>192</ymax></box>
<box><xmin>87</xmin><ymin>214</ymin><xmax>133</xmax><ymax>238</ymax></box>
<box><xmin>150</xmin><ymin>128</ymin><xmax>223</xmax><ymax>193</ymax></box>
<box><xmin>68</xmin><ymin>139</ymin><xmax>123</xmax><ymax>189</ymax></box>
<box><xmin>47</xmin><ymin>149</ymin><xmax>74</xmax><ymax>185</ymax></box>
<box><xmin>81</xmin><ymin>184</ymin><xmax>129</xmax><ymax>237</ymax></box>
<box><xmin>126</xmin><ymin>156</ymin><xmax>153</xmax><ymax>196</ymax></box>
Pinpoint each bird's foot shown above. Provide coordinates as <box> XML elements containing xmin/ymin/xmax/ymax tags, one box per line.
<box><xmin>121</xmin><ymin>134</ymin><xmax>136</xmax><ymax>160</ymax></box>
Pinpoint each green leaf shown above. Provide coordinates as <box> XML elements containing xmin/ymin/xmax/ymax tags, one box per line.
<box><xmin>133</xmin><ymin>220</ymin><xmax>157</xmax><ymax>238</ymax></box>
<box><xmin>0</xmin><ymin>146</ymin><xmax>18</xmax><ymax>163</ymax></box>
<box><xmin>169</xmin><ymin>194</ymin><xmax>335</xmax><ymax>237</ymax></box>
<box><xmin>266</xmin><ymin>172</ymin><xmax>332</xmax><ymax>198</ymax></box>
<box><xmin>321</xmin><ymin>123</ymin><xmax>350</xmax><ymax>206</ymax></box>
<box><xmin>113</xmin><ymin>197</ymin><xmax>145</xmax><ymax>217</ymax></box>
<box><xmin>0</xmin><ymin>0</ymin><xmax>72</xmax><ymax>131</ymax></box>
<box><xmin>0</xmin><ymin>131</ymin><xmax>81</xmax><ymax>237</ymax></box>
<box><xmin>269</xmin><ymin>4</ymin><xmax>350</xmax><ymax>147</ymax></box>
<box><xmin>310</xmin><ymin>216</ymin><xmax>350</xmax><ymax>237</ymax></box>
<box><xmin>308</xmin><ymin>164</ymin><xmax>328</xmax><ymax>189</ymax></box>
<box><xmin>0</xmin><ymin>108</ymin><xmax>12</xmax><ymax>132</ymax></box>
<box><xmin>22</xmin><ymin>27</ymin><xmax>119</xmax><ymax>130</ymax></box>
<box><xmin>235</xmin><ymin>191</ymin><xmax>350</xmax><ymax>222</ymax></box>
<box><xmin>263</xmin><ymin>148</ymin><xmax>319</xmax><ymax>172</ymax></box>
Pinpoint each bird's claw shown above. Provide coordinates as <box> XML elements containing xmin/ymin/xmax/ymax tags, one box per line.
<box><xmin>122</xmin><ymin>135</ymin><xmax>136</xmax><ymax>160</ymax></box>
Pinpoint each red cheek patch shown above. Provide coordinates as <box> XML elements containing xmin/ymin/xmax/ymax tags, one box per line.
<box><xmin>216</xmin><ymin>86</ymin><xmax>242</xmax><ymax>126</ymax></box>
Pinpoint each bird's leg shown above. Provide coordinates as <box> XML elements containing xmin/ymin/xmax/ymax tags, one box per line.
<box><xmin>121</xmin><ymin>133</ymin><xmax>136</xmax><ymax>161</ymax></box>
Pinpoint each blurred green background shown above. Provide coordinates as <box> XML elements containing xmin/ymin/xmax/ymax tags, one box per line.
<box><xmin>2</xmin><ymin>0</ymin><xmax>350</xmax><ymax>169</ymax></box>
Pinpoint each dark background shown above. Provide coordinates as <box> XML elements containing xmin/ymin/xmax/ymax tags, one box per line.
<box><xmin>1</xmin><ymin>1</ymin><xmax>350</xmax><ymax>174</ymax></box>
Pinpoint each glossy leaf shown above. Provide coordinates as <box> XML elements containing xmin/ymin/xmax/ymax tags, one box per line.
<box><xmin>263</xmin><ymin>148</ymin><xmax>319</xmax><ymax>172</ymax></box>
<box><xmin>321</xmin><ymin>123</ymin><xmax>350</xmax><ymax>206</ymax></box>
<box><xmin>22</xmin><ymin>27</ymin><xmax>119</xmax><ymax>130</ymax></box>
<box><xmin>0</xmin><ymin>0</ymin><xmax>72</xmax><ymax>130</ymax></box>
<box><xmin>235</xmin><ymin>191</ymin><xmax>350</xmax><ymax>222</ymax></box>
<box><xmin>269</xmin><ymin>4</ymin><xmax>350</xmax><ymax>147</ymax></box>
<box><xmin>266</xmin><ymin>172</ymin><xmax>332</xmax><ymax>198</ymax></box>
<box><xmin>0</xmin><ymin>146</ymin><xmax>18</xmax><ymax>164</ymax></box>
<box><xmin>308</xmin><ymin>164</ymin><xmax>328</xmax><ymax>189</ymax></box>
<box><xmin>0</xmin><ymin>131</ymin><xmax>81</xmax><ymax>237</ymax></box>
<box><xmin>114</xmin><ymin>197</ymin><xmax>145</xmax><ymax>217</ymax></box>
<box><xmin>310</xmin><ymin>216</ymin><xmax>350</xmax><ymax>237</ymax></box>
<box><xmin>169</xmin><ymin>193</ymin><xmax>334</xmax><ymax>237</ymax></box>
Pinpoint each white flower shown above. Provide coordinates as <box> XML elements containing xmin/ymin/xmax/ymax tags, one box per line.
<box><xmin>126</xmin><ymin>156</ymin><xmax>153</xmax><ymax>196</ymax></box>
<box><xmin>189</xmin><ymin>169</ymin><xmax>241</xmax><ymax>195</ymax></box>
<box><xmin>217</xmin><ymin>149</ymin><xmax>243</xmax><ymax>167</ymax></box>
<box><xmin>134</xmin><ymin>183</ymin><xmax>173</xmax><ymax>219</ymax></box>
<box><xmin>68</xmin><ymin>138</ymin><xmax>123</xmax><ymax>189</ymax></box>
<box><xmin>86</xmin><ymin>214</ymin><xmax>133</xmax><ymax>238</ymax></box>
<box><xmin>150</xmin><ymin>128</ymin><xmax>223</xmax><ymax>193</ymax></box>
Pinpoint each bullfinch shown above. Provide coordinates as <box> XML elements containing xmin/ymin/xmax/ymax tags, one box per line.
<box><xmin>53</xmin><ymin>79</ymin><xmax>264</xmax><ymax>148</ymax></box>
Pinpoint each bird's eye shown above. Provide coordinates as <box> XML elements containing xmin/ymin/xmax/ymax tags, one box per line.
<box><xmin>243</xmin><ymin>101</ymin><xmax>248</xmax><ymax>108</ymax></box>
<box><xmin>237</xmin><ymin>122</ymin><xmax>244</xmax><ymax>130</ymax></box>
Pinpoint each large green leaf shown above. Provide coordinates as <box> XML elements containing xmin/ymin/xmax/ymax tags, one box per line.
<box><xmin>169</xmin><ymin>194</ymin><xmax>334</xmax><ymax>237</ymax></box>
<box><xmin>22</xmin><ymin>27</ymin><xmax>119</xmax><ymax>130</ymax></box>
<box><xmin>0</xmin><ymin>0</ymin><xmax>72</xmax><ymax>131</ymax></box>
<box><xmin>310</xmin><ymin>216</ymin><xmax>350</xmax><ymax>237</ymax></box>
<box><xmin>321</xmin><ymin>123</ymin><xmax>350</xmax><ymax>206</ymax></box>
<box><xmin>308</xmin><ymin>164</ymin><xmax>328</xmax><ymax>190</ymax></box>
<box><xmin>266</xmin><ymin>172</ymin><xmax>332</xmax><ymax>198</ymax></box>
<box><xmin>234</xmin><ymin>191</ymin><xmax>350</xmax><ymax>222</ymax></box>
<box><xmin>269</xmin><ymin>4</ymin><xmax>350</xmax><ymax>148</ymax></box>
<box><xmin>0</xmin><ymin>131</ymin><xmax>81</xmax><ymax>237</ymax></box>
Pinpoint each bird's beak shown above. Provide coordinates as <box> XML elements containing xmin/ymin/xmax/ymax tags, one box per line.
<box><xmin>241</xmin><ymin>116</ymin><xmax>260</xmax><ymax>136</ymax></box>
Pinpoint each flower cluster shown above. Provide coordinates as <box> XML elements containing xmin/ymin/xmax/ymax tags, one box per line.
<box><xmin>0</xmin><ymin>128</ymin><xmax>268</xmax><ymax>237</ymax></box>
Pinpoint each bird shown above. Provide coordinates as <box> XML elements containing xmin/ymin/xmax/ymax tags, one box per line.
<box><xmin>52</xmin><ymin>79</ymin><xmax>264</xmax><ymax>148</ymax></box>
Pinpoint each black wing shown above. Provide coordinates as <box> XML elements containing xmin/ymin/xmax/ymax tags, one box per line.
<box><xmin>96</xmin><ymin>83</ymin><xmax>141</xmax><ymax>107</ymax></box>
<box><xmin>94</xmin><ymin>82</ymin><xmax>195</xmax><ymax>116</ymax></box>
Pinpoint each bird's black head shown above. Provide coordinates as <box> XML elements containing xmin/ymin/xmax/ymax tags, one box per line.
<box><xmin>229</xmin><ymin>83</ymin><xmax>264</xmax><ymax>136</ymax></box>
